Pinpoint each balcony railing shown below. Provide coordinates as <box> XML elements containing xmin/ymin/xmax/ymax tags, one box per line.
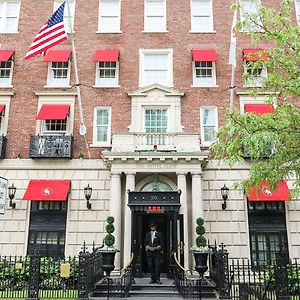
<box><xmin>0</xmin><ymin>135</ymin><xmax>7</xmax><ymax>159</ymax></box>
<box><xmin>111</xmin><ymin>132</ymin><xmax>201</xmax><ymax>152</ymax></box>
<box><xmin>29</xmin><ymin>134</ymin><xmax>73</xmax><ymax>159</ymax></box>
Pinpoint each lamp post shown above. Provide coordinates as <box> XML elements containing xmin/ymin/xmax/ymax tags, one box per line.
<box><xmin>221</xmin><ymin>184</ymin><xmax>229</xmax><ymax>210</ymax></box>
<box><xmin>84</xmin><ymin>184</ymin><xmax>92</xmax><ymax>209</ymax></box>
<box><xmin>8</xmin><ymin>184</ymin><xmax>16</xmax><ymax>209</ymax></box>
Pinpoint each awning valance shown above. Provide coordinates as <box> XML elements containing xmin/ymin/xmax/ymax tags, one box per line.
<box><xmin>192</xmin><ymin>50</ymin><xmax>218</xmax><ymax>62</ymax></box>
<box><xmin>43</xmin><ymin>50</ymin><xmax>71</xmax><ymax>62</ymax></box>
<box><xmin>243</xmin><ymin>49</ymin><xmax>269</xmax><ymax>61</ymax></box>
<box><xmin>248</xmin><ymin>181</ymin><xmax>290</xmax><ymax>202</ymax></box>
<box><xmin>23</xmin><ymin>180</ymin><xmax>71</xmax><ymax>201</ymax></box>
<box><xmin>36</xmin><ymin>105</ymin><xmax>70</xmax><ymax>120</ymax></box>
<box><xmin>93</xmin><ymin>50</ymin><xmax>120</xmax><ymax>62</ymax></box>
<box><xmin>244</xmin><ymin>104</ymin><xmax>275</xmax><ymax>115</ymax></box>
<box><xmin>0</xmin><ymin>50</ymin><xmax>14</xmax><ymax>62</ymax></box>
<box><xmin>0</xmin><ymin>105</ymin><xmax>5</xmax><ymax>114</ymax></box>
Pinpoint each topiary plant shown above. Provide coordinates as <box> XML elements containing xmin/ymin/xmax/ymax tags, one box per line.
<box><xmin>190</xmin><ymin>217</ymin><xmax>208</xmax><ymax>252</ymax></box>
<box><xmin>104</xmin><ymin>216</ymin><xmax>116</xmax><ymax>249</ymax></box>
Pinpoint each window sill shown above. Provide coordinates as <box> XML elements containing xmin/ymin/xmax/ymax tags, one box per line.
<box><xmin>0</xmin><ymin>85</ymin><xmax>13</xmax><ymax>88</ymax></box>
<box><xmin>191</xmin><ymin>84</ymin><xmax>219</xmax><ymax>88</ymax></box>
<box><xmin>0</xmin><ymin>31</ymin><xmax>19</xmax><ymax>34</ymax></box>
<box><xmin>142</xmin><ymin>30</ymin><xmax>169</xmax><ymax>33</ymax></box>
<box><xmin>96</xmin><ymin>31</ymin><xmax>123</xmax><ymax>34</ymax></box>
<box><xmin>44</xmin><ymin>85</ymin><xmax>72</xmax><ymax>89</ymax></box>
<box><xmin>243</xmin><ymin>84</ymin><xmax>263</xmax><ymax>88</ymax></box>
<box><xmin>90</xmin><ymin>143</ymin><xmax>111</xmax><ymax>148</ymax></box>
<box><xmin>93</xmin><ymin>85</ymin><xmax>120</xmax><ymax>88</ymax></box>
<box><xmin>189</xmin><ymin>30</ymin><xmax>216</xmax><ymax>34</ymax></box>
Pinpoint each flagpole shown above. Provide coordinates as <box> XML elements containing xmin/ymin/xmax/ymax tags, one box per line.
<box><xmin>65</xmin><ymin>0</ymin><xmax>86</xmax><ymax>136</ymax></box>
<box><xmin>229</xmin><ymin>65</ymin><xmax>236</xmax><ymax>112</ymax></box>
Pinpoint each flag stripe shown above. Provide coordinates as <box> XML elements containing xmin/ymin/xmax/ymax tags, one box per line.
<box><xmin>25</xmin><ymin>2</ymin><xmax>68</xmax><ymax>60</ymax></box>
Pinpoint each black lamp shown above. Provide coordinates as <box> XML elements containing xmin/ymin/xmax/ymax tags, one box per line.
<box><xmin>221</xmin><ymin>184</ymin><xmax>229</xmax><ymax>210</ymax></box>
<box><xmin>8</xmin><ymin>184</ymin><xmax>16</xmax><ymax>209</ymax></box>
<box><xmin>84</xmin><ymin>184</ymin><xmax>92</xmax><ymax>209</ymax></box>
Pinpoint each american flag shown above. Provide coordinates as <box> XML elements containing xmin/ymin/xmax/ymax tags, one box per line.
<box><xmin>25</xmin><ymin>2</ymin><xmax>68</xmax><ymax>60</ymax></box>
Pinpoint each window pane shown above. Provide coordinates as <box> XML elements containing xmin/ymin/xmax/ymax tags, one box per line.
<box><xmin>192</xmin><ymin>0</ymin><xmax>211</xmax><ymax>15</ymax></box>
<box><xmin>100</xmin><ymin>0</ymin><xmax>120</xmax><ymax>32</ymax></box>
<box><xmin>54</xmin><ymin>0</ymin><xmax>75</xmax><ymax>33</ymax></box>
<box><xmin>6</xmin><ymin>2</ymin><xmax>19</xmax><ymax>17</ymax></box>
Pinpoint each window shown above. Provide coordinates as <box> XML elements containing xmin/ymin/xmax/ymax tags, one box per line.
<box><xmin>96</xmin><ymin>62</ymin><xmax>119</xmax><ymax>87</ymax></box>
<box><xmin>193</xmin><ymin>61</ymin><xmax>216</xmax><ymax>86</ymax></box>
<box><xmin>296</xmin><ymin>0</ymin><xmax>300</xmax><ymax>25</ymax></box>
<box><xmin>190</xmin><ymin>0</ymin><xmax>213</xmax><ymax>32</ymax></box>
<box><xmin>0</xmin><ymin>106</ymin><xmax>4</xmax><ymax>133</ymax></box>
<box><xmin>144</xmin><ymin>0</ymin><xmax>166</xmax><ymax>32</ymax></box>
<box><xmin>0</xmin><ymin>1</ymin><xmax>20</xmax><ymax>33</ymax></box>
<box><xmin>248</xmin><ymin>201</ymin><xmax>288</xmax><ymax>267</ymax></box>
<box><xmin>92</xmin><ymin>107</ymin><xmax>111</xmax><ymax>146</ymax></box>
<box><xmin>200</xmin><ymin>107</ymin><xmax>218</xmax><ymax>145</ymax></box>
<box><xmin>244</xmin><ymin>61</ymin><xmax>267</xmax><ymax>87</ymax></box>
<box><xmin>239</xmin><ymin>0</ymin><xmax>261</xmax><ymax>31</ymax></box>
<box><xmin>140</xmin><ymin>49</ymin><xmax>173</xmax><ymax>87</ymax></box>
<box><xmin>98</xmin><ymin>0</ymin><xmax>121</xmax><ymax>33</ymax></box>
<box><xmin>47</xmin><ymin>61</ymin><xmax>71</xmax><ymax>87</ymax></box>
<box><xmin>144</xmin><ymin>108</ymin><xmax>168</xmax><ymax>145</ymax></box>
<box><xmin>54</xmin><ymin>0</ymin><xmax>75</xmax><ymax>33</ymax></box>
<box><xmin>0</xmin><ymin>56</ymin><xmax>13</xmax><ymax>86</ymax></box>
<box><xmin>43</xmin><ymin>119</ymin><xmax>68</xmax><ymax>135</ymax></box>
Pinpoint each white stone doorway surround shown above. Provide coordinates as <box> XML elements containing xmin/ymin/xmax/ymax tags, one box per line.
<box><xmin>102</xmin><ymin>151</ymin><xmax>209</xmax><ymax>270</ymax></box>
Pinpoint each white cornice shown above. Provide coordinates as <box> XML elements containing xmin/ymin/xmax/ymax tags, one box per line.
<box><xmin>34</xmin><ymin>91</ymin><xmax>78</xmax><ymax>96</ymax></box>
<box><xmin>0</xmin><ymin>91</ymin><xmax>15</xmax><ymax>96</ymax></box>
<box><xmin>128</xmin><ymin>84</ymin><xmax>184</xmax><ymax>97</ymax></box>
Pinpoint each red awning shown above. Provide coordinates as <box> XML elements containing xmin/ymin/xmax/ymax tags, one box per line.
<box><xmin>36</xmin><ymin>105</ymin><xmax>70</xmax><ymax>120</ymax></box>
<box><xmin>23</xmin><ymin>180</ymin><xmax>71</xmax><ymax>201</ymax></box>
<box><xmin>244</xmin><ymin>104</ymin><xmax>275</xmax><ymax>115</ymax></box>
<box><xmin>243</xmin><ymin>49</ymin><xmax>269</xmax><ymax>61</ymax></box>
<box><xmin>0</xmin><ymin>50</ymin><xmax>14</xmax><ymax>62</ymax></box>
<box><xmin>43</xmin><ymin>50</ymin><xmax>71</xmax><ymax>62</ymax></box>
<box><xmin>93</xmin><ymin>50</ymin><xmax>120</xmax><ymax>62</ymax></box>
<box><xmin>0</xmin><ymin>105</ymin><xmax>5</xmax><ymax>114</ymax></box>
<box><xmin>192</xmin><ymin>50</ymin><xmax>218</xmax><ymax>62</ymax></box>
<box><xmin>248</xmin><ymin>181</ymin><xmax>290</xmax><ymax>201</ymax></box>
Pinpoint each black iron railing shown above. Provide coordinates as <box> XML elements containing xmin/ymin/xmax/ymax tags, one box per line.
<box><xmin>0</xmin><ymin>135</ymin><xmax>7</xmax><ymax>159</ymax></box>
<box><xmin>29</xmin><ymin>134</ymin><xmax>73</xmax><ymax>159</ymax></box>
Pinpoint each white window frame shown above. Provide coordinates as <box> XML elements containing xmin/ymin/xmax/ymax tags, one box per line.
<box><xmin>200</xmin><ymin>106</ymin><xmax>218</xmax><ymax>146</ymax></box>
<box><xmin>91</xmin><ymin>106</ymin><xmax>112</xmax><ymax>147</ymax></box>
<box><xmin>139</xmin><ymin>49</ymin><xmax>173</xmax><ymax>87</ymax></box>
<box><xmin>239</xmin><ymin>0</ymin><xmax>261</xmax><ymax>32</ymax></box>
<box><xmin>238</xmin><ymin>94</ymin><xmax>277</xmax><ymax>114</ymax></box>
<box><xmin>35</xmin><ymin>94</ymin><xmax>75</xmax><ymax>135</ymax></box>
<box><xmin>144</xmin><ymin>0</ymin><xmax>167</xmax><ymax>33</ymax></box>
<box><xmin>0</xmin><ymin>56</ymin><xmax>14</xmax><ymax>87</ymax></box>
<box><xmin>0</xmin><ymin>95</ymin><xmax>11</xmax><ymax>136</ymax></box>
<box><xmin>54</xmin><ymin>0</ymin><xmax>76</xmax><ymax>33</ymax></box>
<box><xmin>0</xmin><ymin>1</ymin><xmax>20</xmax><ymax>33</ymax></box>
<box><xmin>243</xmin><ymin>60</ymin><xmax>267</xmax><ymax>87</ymax></box>
<box><xmin>46</xmin><ymin>60</ymin><xmax>71</xmax><ymax>88</ymax></box>
<box><xmin>94</xmin><ymin>61</ymin><xmax>119</xmax><ymax>87</ymax></box>
<box><xmin>143</xmin><ymin>106</ymin><xmax>170</xmax><ymax>133</ymax></box>
<box><xmin>190</xmin><ymin>0</ymin><xmax>214</xmax><ymax>33</ymax></box>
<box><xmin>98</xmin><ymin>0</ymin><xmax>121</xmax><ymax>33</ymax></box>
<box><xmin>192</xmin><ymin>61</ymin><xmax>217</xmax><ymax>87</ymax></box>
<box><xmin>295</xmin><ymin>0</ymin><xmax>300</xmax><ymax>25</ymax></box>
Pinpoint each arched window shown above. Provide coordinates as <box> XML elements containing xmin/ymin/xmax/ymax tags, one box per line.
<box><xmin>141</xmin><ymin>181</ymin><xmax>172</xmax><ymax>192</ymax></box>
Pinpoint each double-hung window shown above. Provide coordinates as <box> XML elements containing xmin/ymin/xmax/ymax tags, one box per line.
<box><xmin>0</xmin><ymin>51</ymin><xmax>14</xmax><ymax>87</ymax></box>
<box><xmin>296</xmin><ymin>0</ymin><xmax>300</xmax><ymax>25</ymax></box>
<box><xmin>54</xmin><ymin>0</ymin><xmax>75</xmax><ymax>33</ymax></box>
<box><xmin>200</xmin><ymin>107</ymin><xmax>218</xmax><ymax>146</ymax></box>
<box><xmin>98</xmin><ymin>0</ymin><xmax>121</xmax><ymax>33</ymax></box>
<box><xmin>0</xmin><ymin>1</ymin><xmax>20</xmax><ymax>33</ymax></box>
<box><xmin>190</xmin><ymin>0</ymin><xmax>213</xmax><ymax>32</ymax></box>
<box><xmin>140</xmin><ymin>49</ymin><xmax>173</xmax><ymax>87</ymax></box>
<box><xmin>192</xmin><ymin>50</ymin><xmax>218</xmax><ymax>87</ymax></box>
<box><xmin>239</xmin><ymin>0</ymin><xmax>261</xmax><ymax>31</ymax></box>
<box><xmin>92</xmin><ymin>107</ymin><xmax>111</xmax><ymax>146</ymax></box>
<box><xmin>144</xmin><ymin>0</ymin><xmax>166</xmax><ymax>32</ymax></box>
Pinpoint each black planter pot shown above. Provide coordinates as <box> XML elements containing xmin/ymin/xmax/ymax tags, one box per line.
<box><xmin>193</xmin><ymin>251</ymin><xmax>209</xmax><ymax>276</ymax></box>
<box><xmin>101</xmin><ymin>250</ymin><xmax>117</xmax><ymax>276</ymax></box>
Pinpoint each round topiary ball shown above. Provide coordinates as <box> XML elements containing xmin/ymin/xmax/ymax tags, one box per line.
<box><xmin>196</xmin><ymin>217</ymin><xmax>204</xmax><ymax>226</ymax></box>
<box><xmin>104</xmin><ymin>234</ymin><xmax>115</xmax><ymax>247</ymax></box>
<box><xmin>107</xmin><ymin>216</ymin><xmax>115</xmax><ymax>224</ymax></box>
<box><xmin>196</xmin><ymin>236</ymin><xmax>207</xmax><ymax>248</ymax></box>
<box><xmin>196</xmin><ymin>225</ymin><xmax>205</xmax><ymax>235</ymax></box>
<box><xmin>106</xmin><ymin>224</ymin><xmax>115</xmax><ymax>234</ymax></box>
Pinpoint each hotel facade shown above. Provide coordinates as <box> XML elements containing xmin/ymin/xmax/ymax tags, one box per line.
<box><xmin>0</xmin><ymin>0</ymin><xmax>299</xmax><ymax>274</ymax></box>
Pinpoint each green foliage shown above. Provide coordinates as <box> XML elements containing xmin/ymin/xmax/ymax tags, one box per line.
<box><xmin>196</xmin><ymin>225</ymin><xmax>205</xmax><ymax>235</ymax></box>
<box><xmin>196</xmin><ymin>217</ymin><xmax>204</xmax><ymax>226</ymax></box>
<box><xmin>104</xmin><ymin>216</ymin><xmax>116</xmax><ymax>248</ymax></box>
<box><xmin>191</xmin><ymin>217</ymin><xmax>207</xmax><ymax>251</ymax></box>
<box><xmin>106</xmin><ymin>224</ymin><xmax>115</xmax><ymax>234</ymax></box>
<box><xmin>106</xmin><ymin>216</ymin><xmax>115</xmax><ymax>224</ymax></box>
<box><xmin>104</xmin><ymin>234</ymin><xmax>115</xmax><ymax>247</ymax></box>
<box><xmin>196</xmin><ymin>236</ymin><xmax>207</xmax><ymax>248</ymax></box>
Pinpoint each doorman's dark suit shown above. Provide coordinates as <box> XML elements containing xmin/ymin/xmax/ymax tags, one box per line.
<box><xmin>144</xmin><ymin>231</ymin><xmax>163</xmax><ymax>282</ymax></box>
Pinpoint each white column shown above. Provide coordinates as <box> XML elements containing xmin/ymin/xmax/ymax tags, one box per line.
<box><xmin>177</xmin><ymin>172</ymin><xmax>189</xmax><ymax>268</ymax></box>
<box><xmin>109</xmin><ymin>172</ymin><xmax>122</xmax><ymax>269</ymax></box>
<box><xmin>192</xmin><ymin>173</ymin><xmax>203</xmax><ymax>244</ymax></box>
<box><xmin>123</xmin><ymin>173</ymin><xmax>135</xmax><ymax>265</ymax></box>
